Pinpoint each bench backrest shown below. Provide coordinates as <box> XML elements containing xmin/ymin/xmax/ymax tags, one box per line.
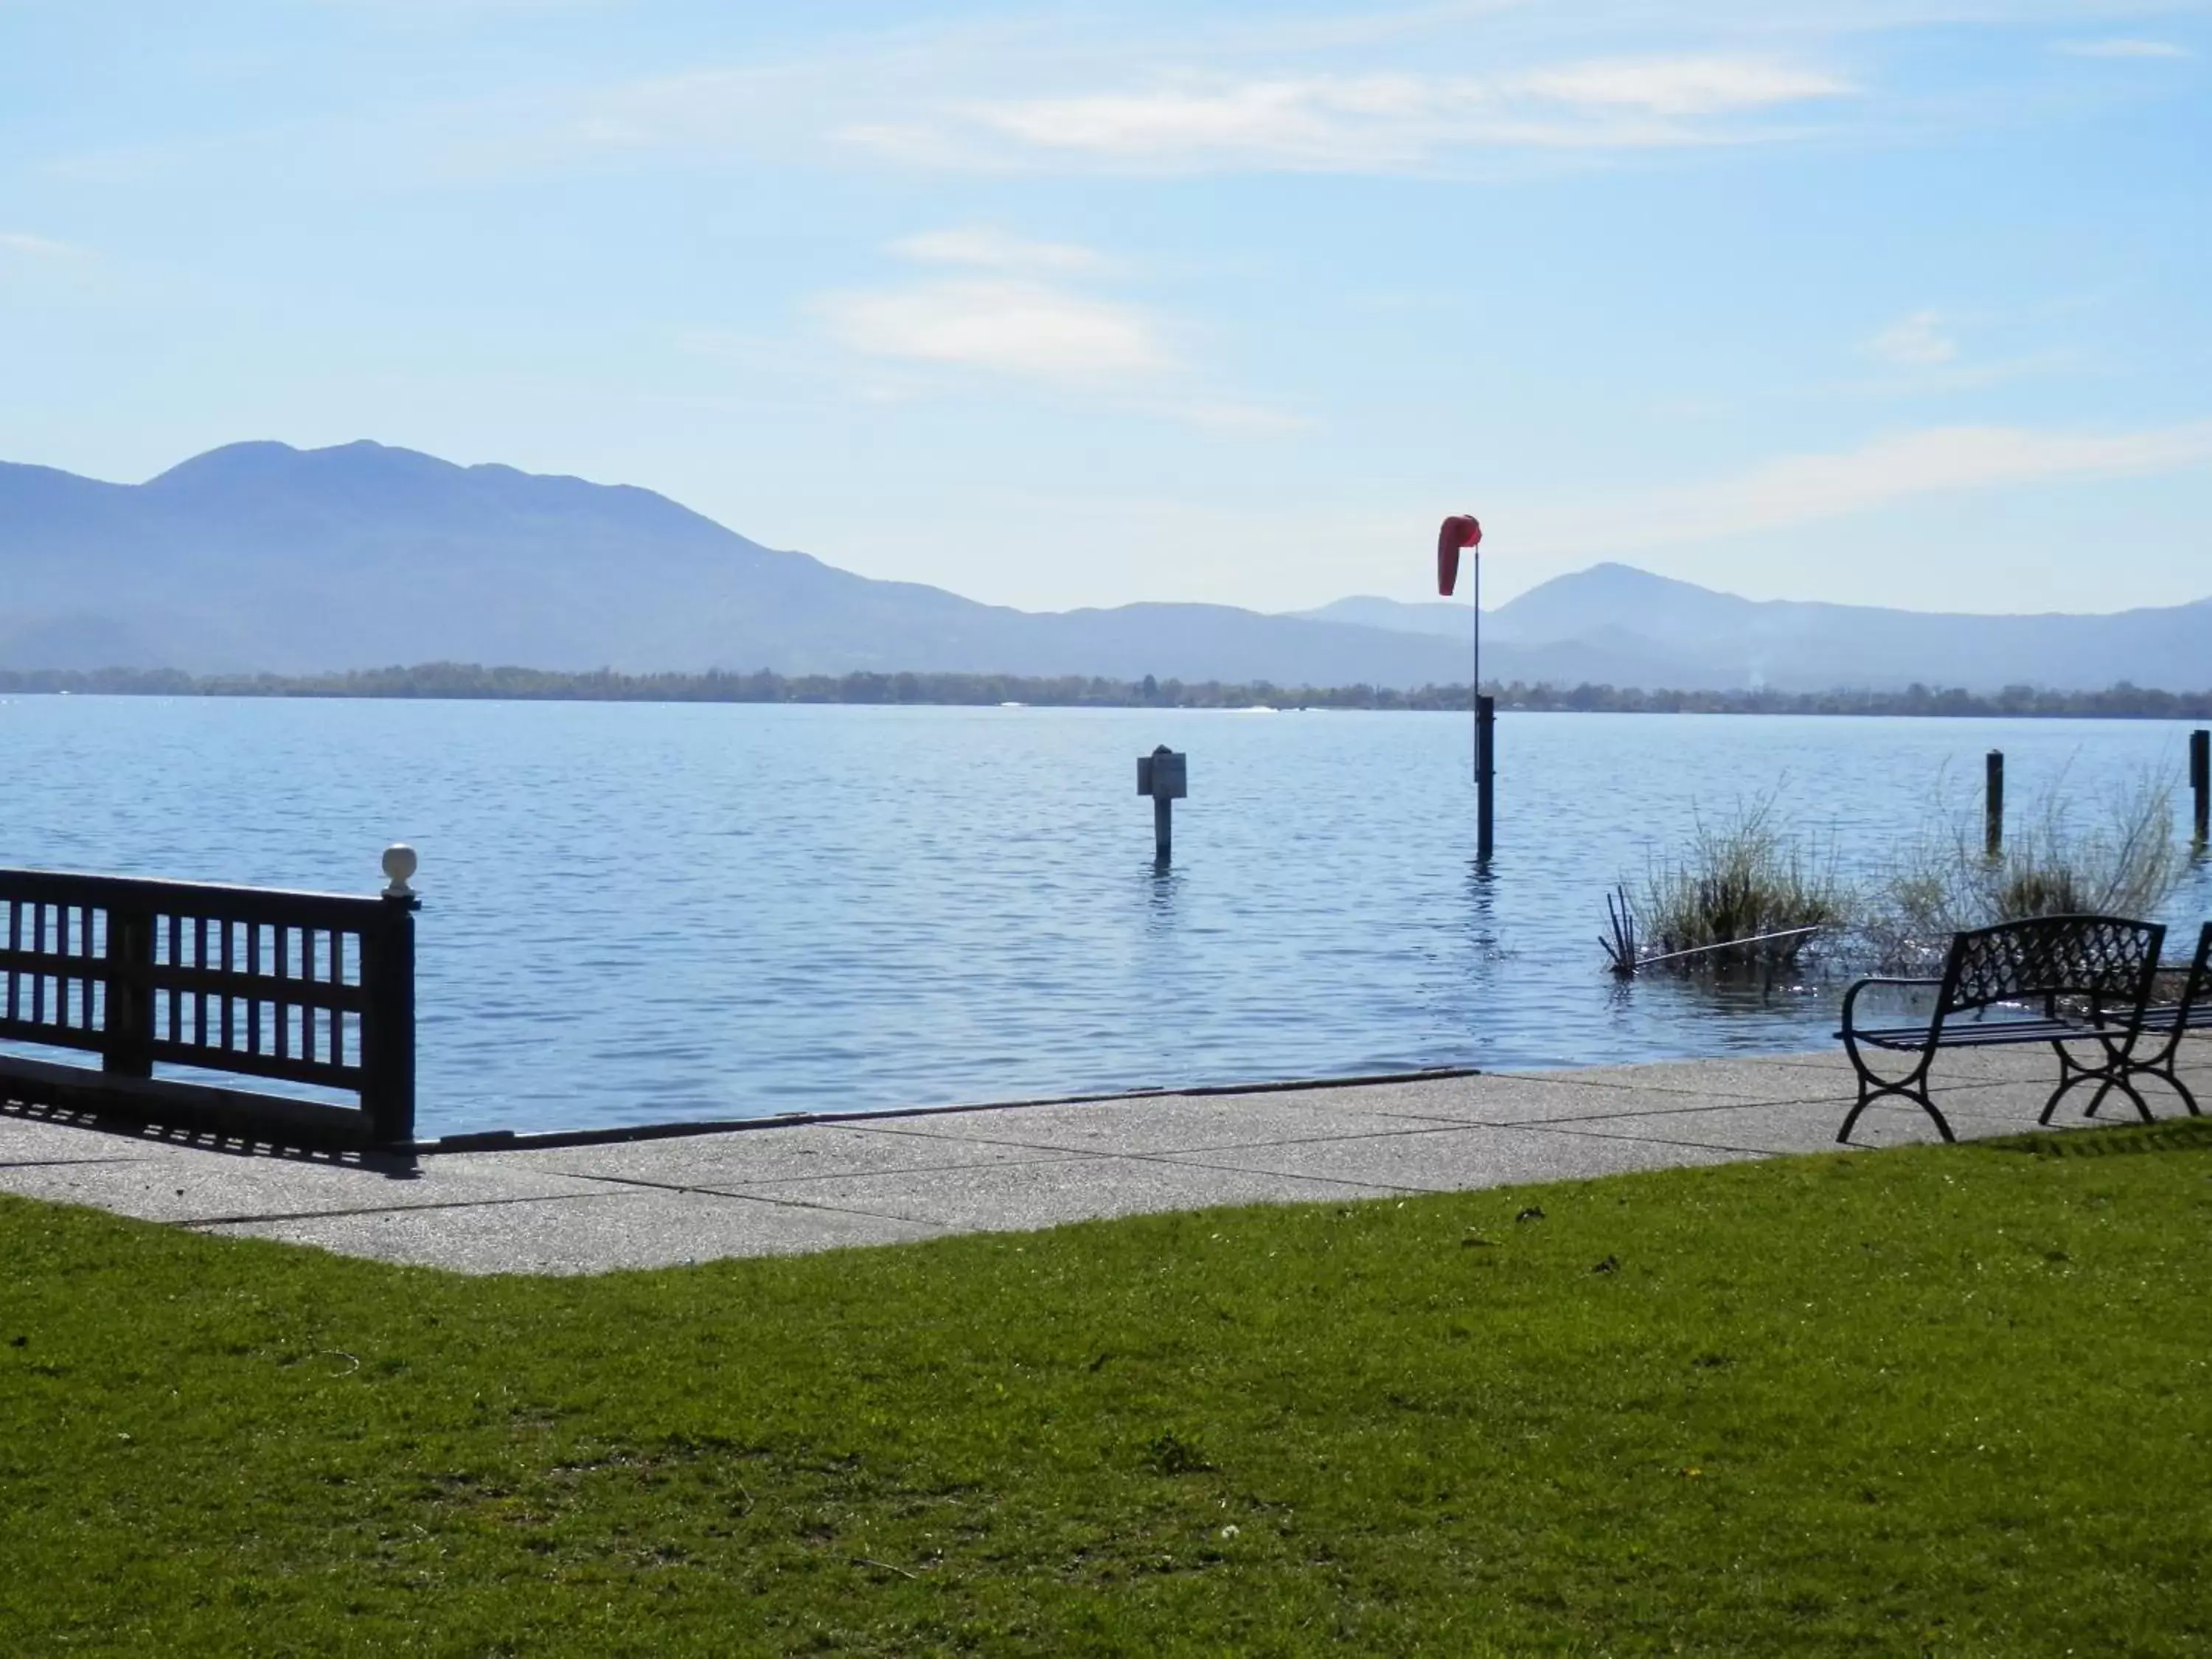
<box><xmin>1935</xmin><ymin>914</ymin><xmax>2166</xmax><ymax>1021</ymax></box>
<box><xmin>2172</xmin><ymin>920</ymin><xmax>2212</xmax><ymax>1023</ymax></box>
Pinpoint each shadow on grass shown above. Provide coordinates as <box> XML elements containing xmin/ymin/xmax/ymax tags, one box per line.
<box><xmin>1975</xmin><ymin>1114</ymin><xmax>2212</xmax><ymax>1158</ymax></box>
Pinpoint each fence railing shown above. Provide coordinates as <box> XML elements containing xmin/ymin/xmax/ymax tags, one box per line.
<box><xmin>0</xmin><ymin>866</ymin><xmax>417</xmax><ymax>1146</ymax></box>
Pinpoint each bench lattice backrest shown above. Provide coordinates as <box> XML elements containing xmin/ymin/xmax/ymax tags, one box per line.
<box><xmin>1936</xmin><ymin>914</ymin><xmax>2166</xmax><ymax>1020</ymax></box>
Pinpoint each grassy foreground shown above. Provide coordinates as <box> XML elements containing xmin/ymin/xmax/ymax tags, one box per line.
<box><xmin>4</xmin><ymin>1124</ymin><xmax>2210</xmax><ymax>1656</ymax></box>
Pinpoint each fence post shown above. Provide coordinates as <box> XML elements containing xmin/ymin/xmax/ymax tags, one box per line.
<box><xmin>2191</xmin><ymin>728</ymin><xmax>2209</xmax><ymax>846</ymax></box>
<box><xmin>362</xmin><ymin>846</ymin><xmax>420</xmax><ymax>1145</ymax></box>
<box><xmin>100</xmin><ymin>902</ymin><xmax>154</xmax><ymax>1079</ymax></box>
<box><xmin>361</xmin><ymin>897</ymin><xmax>417</xmax><ymax>1145</ymax></box>
<box><xmin>1985</xmin><ymin>750</ymin><xmax>2005</xmax><ymax>858</ymax></box>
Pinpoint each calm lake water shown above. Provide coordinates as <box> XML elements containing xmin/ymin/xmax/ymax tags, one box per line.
<box><xmin>4</xmin><ymin>697</ymin><xmax>2208</xmax><ymax>1137</ymax></box>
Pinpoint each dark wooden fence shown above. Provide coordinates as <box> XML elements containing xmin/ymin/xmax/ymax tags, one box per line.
<box><xmin>0</xmin><ymin>870</ymin><xmax>417</xmax><ymax>1147</ymax></box>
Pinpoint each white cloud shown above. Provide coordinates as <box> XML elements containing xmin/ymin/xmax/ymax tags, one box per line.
<box><xmin>813</xmin><ymin>232</ymin><xmax>1307</xmax><ymax>428</ymax></box>
<box><xmin>815</xmin><ymin>278</ymin><xmax>1175</xmax><ymax>383</ymax></box>
<box><xmin>2053</xmin><ymin>38</ymin><xmax>2194</xmax><ymax>59</ymax></box>
<box><xmin>1865</xmin><ymin>308</ymin><xmax>1959</xmax><ymax>366</ymax></box>
<box><xmin>1518</xmin><ymin>57</ymin><xmax>1855</xmax><ymax>116</ymax></box>
<box><xmin>1526</xmin><ymin>422</ymin><xmax>2212</xmax><ymax>554</ymax></box>
<box><xmin>0</xmin><ymin>231</ymin><xmax>80</xmax><ymax>257</ymax></box>
<box><xmin>964</xmin><ymin>76</ymin><xmax>1441</xmax><ymax>166</ymax></box>
<box><xmin>925</xmin><ymin>58</ymin><xmax>1852</xmax><ymax>172</ymax></box>
<box><xmin>889</xmin><ymin>229</ymin><xmax>1102</xmax><ymax>273</ymax></box>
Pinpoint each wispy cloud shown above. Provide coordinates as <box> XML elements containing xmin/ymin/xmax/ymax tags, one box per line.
<box><xmin>0</xmin><ymin>231</ymin><xmax>81</xmax><ymax>258</ymax></box>
<box><xmin>816</xmin><ymin>277</ymin><xmax>1174</xmax><ymax>383</ymax></box>
<box><xmin>888</xmin><ymin>228</ymin><xmax>1104</xmax><ymax>273</ymax></box>
<box><xmin>1517</xmin><ymin>58</ymin><xmax>1854</xmax><ymax>116</ymax></box>
<box><xmin>1865</xmin><ymin>308</ymin><xmax>1959</xmax><ymax>366</ymax></box>
<box><xmin>881</xmin><ymin>55</ymin><xmax>1854</xmax><ymax>173</ymax></box>
<box><xmin>1526</xmin><ymin>422</ymin><xmax>2212</xmax><ymax>554</ymax></box>
<box><xmin>813</xmin><ymin>232</ymin><xmax>1309</xmax><ymax>431</ymax></box>
<box><xmin>2052</xmin><ymin>38</ymin><xmax>2194</xmax><ymax>59</ymax></box>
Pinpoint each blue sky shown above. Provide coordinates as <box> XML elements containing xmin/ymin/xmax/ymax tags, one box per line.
<box><xmin>2</xmin><ymin>1</ymin><xmax>2207</xmax><ymax>615</ymax></box>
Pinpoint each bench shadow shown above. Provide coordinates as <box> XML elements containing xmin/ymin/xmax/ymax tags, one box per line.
<box><xmin>1975</xmin><ymin>1115</ymin><xmax>2212</xmax><ymax>1159</ymax></box>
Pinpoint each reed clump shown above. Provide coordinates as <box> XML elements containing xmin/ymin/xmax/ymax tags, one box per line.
<box><xmin>1863</xmin><ymin>773</ymin><xmax>2187</xmax><ymax>970</ymax></box>
<box><xmin>1636</xmin><ymin>798</ymin><xmax>1851</xmax><ymax>972</ymax></box>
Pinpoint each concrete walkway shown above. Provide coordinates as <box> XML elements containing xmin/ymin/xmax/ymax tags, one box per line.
<box><xmin>4</xmin><ymin>1043</ymin><xmax>2205</xmax><ymax>1276</ymax></box>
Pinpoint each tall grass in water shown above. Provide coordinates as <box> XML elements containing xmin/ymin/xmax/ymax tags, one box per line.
<box><xmin>1864</xmin><ymin>772</ymin><xmax>2186</xmax><ymax>970</ymax></box>
<box><xmin>1639</xmin><ymin>798</ymin><xmax>1850</xmax><ymax>970</ymax></box>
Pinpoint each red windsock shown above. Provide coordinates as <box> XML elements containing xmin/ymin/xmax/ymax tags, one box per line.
<box><xmin>1437</xmin><ymin>514</ymin><xmax>1482</xmax><ymax>596</ymax></box>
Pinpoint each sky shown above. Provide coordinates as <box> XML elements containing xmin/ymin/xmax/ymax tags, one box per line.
<box><xmin>1</xmin><ymin>1</ymin><xmax>2207</xmax><ymax>616</ymax></box>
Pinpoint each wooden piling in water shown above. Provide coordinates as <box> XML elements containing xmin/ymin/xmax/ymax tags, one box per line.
<box><xmin>1986</xmin><ymin>749</ymin><xmax>2005</xmax><ymax>858</ymax></box>
<box><xmin>2191</xmin><ymin>728</ymin><xmax>2209</xmax><ymax>846</ymax></box>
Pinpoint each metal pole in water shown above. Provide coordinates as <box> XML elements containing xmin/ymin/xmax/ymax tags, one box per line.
<box><xmin>1138</xmin><ymin>746</ymin><xmax>1187</xmax><ymax>864</ymax></box>
<box><xmin>1476</xmin><ymin>695</ymin><xmax>1496</xmax><ymax>863</ymax></box>
<box><xmin>1436</xmin><ymin>512</ymin><xmax>1488</xmax><ymax>860</ymax></box>
<box><xmin>1985</xmin><ymin>750</ymin><xmax>2005</xmax><ymax>858</ymax></box>
<box><xmin>2191</xmin><ymin>728</ymin><xmax>2209</xmax><ymax>846</ymax></box>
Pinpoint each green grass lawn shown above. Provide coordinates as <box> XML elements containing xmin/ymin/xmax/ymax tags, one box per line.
<box><xmin>4</xmin><ymin>1121</ymin><xmax>2210</xmax><ymax>1657</ymax></box>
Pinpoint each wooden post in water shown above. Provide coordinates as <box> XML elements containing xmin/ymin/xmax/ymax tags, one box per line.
<box><xmin>1985</xmin><ymin>750</ymin><xmax>2005</xmax><ymax>858</ymax></box>
<box><xmin>1475</xmin><ymin>696</ymin><xmax>1497</xmax><ymax>864</ymax></box>
<box><xmin>1138</xmin><ymin>747</ymin><xmax>1187</xmax><ymax>863</ymax></box>
<box><xmin>2191</xmin><ymin>729</ymin><xmax>2209</xmax><ymax>846</ymax></box>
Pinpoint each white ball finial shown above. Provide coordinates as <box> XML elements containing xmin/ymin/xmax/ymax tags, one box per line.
<box><xmin>381</xmin><ymin>843</ymin><xmax>419</xmax><ymax>897</ymax></box>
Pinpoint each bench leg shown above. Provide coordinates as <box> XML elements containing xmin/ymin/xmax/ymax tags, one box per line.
<box><xmin>2043</xmin><ymin>1039</ymin><xmax>2155</xmax><ymax>1127</ymax></box>
<box><xmin>2121</xmin><ymin>1060</ymin><xmax>2199</xmax><ymax>1119</ymax></box>
<box><xmin>1837</xmin><ymin>1040</ymin><xmax>1952</xmax><ymax>1144</ymax></box>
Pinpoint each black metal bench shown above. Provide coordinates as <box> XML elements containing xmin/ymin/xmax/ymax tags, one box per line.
<box><xmin>1836</xmin><ymin>914</ymin><xmax>2166</xmax><ymax>1144</ymax></box>
<box><xmin>2090</xmin><ymin>919</ymin><xmax>2212</xmax><ymax>1119</ymax></box>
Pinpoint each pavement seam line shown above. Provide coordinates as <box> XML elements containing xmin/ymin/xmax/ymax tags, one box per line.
<box><xmin>519</xmin><ymin>1147</ymin><xmax>1099</xmax><ymax>1189</ymax></box>
<box><xmin>179</xmin><ymin>1192</ymin><xmax>626</xmax><ymax>1230</ymax></box>
<box><xmin>0</xmin><ymin>1156</ymin><xmax>159</xmax><ymax>1169</ymax></box>
<box><xmin>530</xmin><ymin>1169</ymin><xmax>952</xmax><ymax>1231</ymax></box>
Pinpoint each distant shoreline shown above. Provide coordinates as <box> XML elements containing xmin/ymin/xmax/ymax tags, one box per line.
<box><xmin>4</xmin><ymin>665</ymin><xmax>2211</xmax><ymax>720</ymax></box>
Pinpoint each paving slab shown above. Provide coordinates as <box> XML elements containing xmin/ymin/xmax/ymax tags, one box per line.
<box><xmin>1158</xmin><ymin>1121</ymin><xmax>1751</xmax><ymax>1191</ymax></box>
<box><xmin>1285</xmin><ymin>1074</ymin><xmax>1836</xmax><ymax>1127</ymax></box>
<box><xmin>504</xmin><ymin>1122</ymin><xmax>1084</xmax><ymax>1187</ymax></box>
<box><xmin>711</xmin><ymin>1154</ymin><xmax>1398</xmax><ymax>1234</ymax></box>
<box><xmin>1493</xmin><ymin>1057</ymin><xmax>1856</xmax><ymax>1099</ymax></box>
<box><xmin>0</xmin><ymin>1148</ymin><xmax>604</xmax><ymax>1226</ymax></box>
<box><xmin>861</xmin><ymin>1093</ymin><xmax>1469</xmax><ymax>1156</ymax></box>
<box><xmin>195</xmin><ymin>1189</ymin><xmax>939</xmax><ymax>1276</ymax></box>
<box><xmin>0</xmin><ymin>1113</ymin><xmax>173</xmax><ymax>1166</ymax></box>
<box><xmin>1537</xmin><ymin>1099</ymin><xmax>1995</xmax><ymax>1156</ymax></box>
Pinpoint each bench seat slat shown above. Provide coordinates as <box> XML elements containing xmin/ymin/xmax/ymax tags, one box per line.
<box><xmin>2135</xmin><ymin>1004</ymin><xmax>2212</xmax><ymax>1035</ymax></box>
<box><xmin>1848</xmin><ymin>1018</ymin><xmax>2105</xmax><ymax>1050</ymax></box>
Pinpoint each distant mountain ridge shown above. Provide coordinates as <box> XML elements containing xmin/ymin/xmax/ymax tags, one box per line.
<box><xmin>0</xmin><ymin>441</ymin><xmax>1473</xmax><ymax>686</ymax></box>
<box><xmin>1299</xmin><ymin>566</ymin><xmax>2212</xmax><ymax>692</ymax></box>
<box><xmin>4</xmin><ymin>442</ymin><xmax>2208</xmax><ymax>691</ymax></box>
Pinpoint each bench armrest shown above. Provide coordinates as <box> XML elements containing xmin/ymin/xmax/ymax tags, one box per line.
<box><xmin>1840</xmin><ymin>976</ymin><xmax>1943</xmax><ymax>1034</ymax></box>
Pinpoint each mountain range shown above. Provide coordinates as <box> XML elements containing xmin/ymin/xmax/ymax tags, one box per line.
<box><xmin>4</xmin><ymin>440</ymin><xmax>2207</xmax><ymax>692</ymax></box>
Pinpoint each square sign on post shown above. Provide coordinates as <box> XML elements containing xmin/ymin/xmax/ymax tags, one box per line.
<box><xmin>1138</xmin><ymin>745</ymin><xmax>1187</xmax><ymax>862</ymax></box>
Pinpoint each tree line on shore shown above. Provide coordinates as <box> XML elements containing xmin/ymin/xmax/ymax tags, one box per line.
<box><xmin>4</xmin><ymin>662</ymin><xmax>2211</xmax><ymax>719</ymax></box>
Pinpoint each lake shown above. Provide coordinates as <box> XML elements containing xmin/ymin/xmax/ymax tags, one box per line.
<box><xmin>4</xmin><ymin>696</ymin><xmax>2208</xmax><ymax>1137</ymax></box>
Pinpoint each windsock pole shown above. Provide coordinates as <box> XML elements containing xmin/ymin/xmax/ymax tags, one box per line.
<box><xmin>1437</xmin><ymin>513</ymin><xmax>1492</xmax><ymax>862</ymax></box>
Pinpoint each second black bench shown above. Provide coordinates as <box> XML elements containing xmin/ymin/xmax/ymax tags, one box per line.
<box><xmin>1836</xmin><ymin>914</ymin><xmax>2167</xmax><ymax>1144</ymax></box>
